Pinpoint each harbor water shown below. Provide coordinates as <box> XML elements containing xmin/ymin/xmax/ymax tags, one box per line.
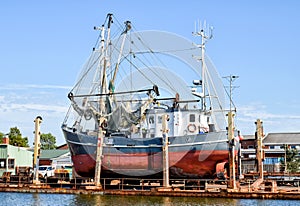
<box><xmin>1</xmin><ymin>193</ymin><xmax>299</xmax><ymax>206</ymax></box>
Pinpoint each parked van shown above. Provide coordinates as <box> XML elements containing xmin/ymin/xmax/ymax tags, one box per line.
<box><xmin>38</xmin><ymin>165</ymin><xmax>55</xmax><ymax>178</ymax></box>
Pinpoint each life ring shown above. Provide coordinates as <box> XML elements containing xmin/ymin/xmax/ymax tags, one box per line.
<box><xmin>101</xmin><ymin>121</ymin><xmax>108</xmax><ymax>130</ymax></box>
<box><xmin>84</xmin><ymin>109</ymin><xmax>93</xmax><ymax>120</ymax></box>
<box><xmin>187</xmin><ymin>124</ymin><xmax>197</xmax><ymax>133</ymax></box>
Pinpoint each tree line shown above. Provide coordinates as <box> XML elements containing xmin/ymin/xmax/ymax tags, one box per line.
<box><xmin>0</xmin><ymin>127</ymin><xmax>57</xmax><ymax>149</ymax></box>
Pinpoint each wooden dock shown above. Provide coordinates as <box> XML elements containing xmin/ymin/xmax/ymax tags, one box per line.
<box><xmin>0</xmin><ymin>181</ymin><xmax>300</xmax><ymax>200</ymax></box>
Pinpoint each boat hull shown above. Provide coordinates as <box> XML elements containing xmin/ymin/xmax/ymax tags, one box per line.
<box><xmin>62</xmin><ymin>127</ymin><xmax>231</xmax><ymax>178</ymax></box>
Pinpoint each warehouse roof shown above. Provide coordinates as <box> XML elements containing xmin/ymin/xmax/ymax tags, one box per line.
<box><xmin>263</xmin><ymin>133</ymin><xmax>300</xmax><ymax>145</ymax></box>
<box><xmin>40</xmin><ymin>149</ymin><xmax>69</xmax><ymax>159</ymax></box>
<box><xmin>241</xmin><ymin>135</ymin><xmax>255</xmax><ymax>140</ymax></box>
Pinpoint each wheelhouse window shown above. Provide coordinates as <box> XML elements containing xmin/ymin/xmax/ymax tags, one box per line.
<box><xmin>158</xmin><ymin>116</ymin><xmax>162</xmax><ymax>124</ymax></box>
<box><xmin>0</xmin><ymin>159</ymin><xmax>6</xmax><ymax>168</ymax></box>
<box><xmin>148</xmin><ymin>116</ymin><xmax>155</xmax><ymax>124</ymax></box>
<box><xmin>189</xmin><ymin>114</ymin><xmax>195</xmax><ymax>122</ymax></box>
<box><xmin>8</xmin><ymin>159</ymin><xmax>15</xmax><ymax>169</ymax></box>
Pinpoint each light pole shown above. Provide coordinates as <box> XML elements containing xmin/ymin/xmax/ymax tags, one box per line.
<box><xmin>223</xmin><ymin>75</ymin><xmax>239</xmax><ymax>112</ymax></box>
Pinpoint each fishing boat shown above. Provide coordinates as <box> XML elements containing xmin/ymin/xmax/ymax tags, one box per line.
<box><xmin>62</xmin><ymin>14</ymin><xmax>237</xmax><ymax>179</ymax></box>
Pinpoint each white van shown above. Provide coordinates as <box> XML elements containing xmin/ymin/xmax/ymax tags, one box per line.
<box><xmin>38</xmin><ymin>165</ymin><xmax>55</xmax><ymax>178</ymax></box>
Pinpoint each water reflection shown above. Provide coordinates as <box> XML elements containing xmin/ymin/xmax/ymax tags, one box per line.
<box><xmin>74</xmin><ymin>195</ymin><xmax>241</xmax><ymax>206</ymax></box>
<box><xmin>32</xmin><ymin>193</ymin><xmax>41</xmax><ymax>206</ymax></box>
<box><xmin>0</xmin><ymin>193</ymin><xmax>299</xmax><ymax>206</ymax></box>
<box><xmin>72</xmin><ymin>195</ymin><xmax>300</xmax><ymax>206</ymax></box>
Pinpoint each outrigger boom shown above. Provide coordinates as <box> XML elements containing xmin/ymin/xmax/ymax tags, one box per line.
<box><xmin>68</xmin><ymin>85</ymin><xmax>160</xmax><ymax>99</ymax></box>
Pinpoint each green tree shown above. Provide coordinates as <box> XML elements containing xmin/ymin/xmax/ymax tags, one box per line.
<box><xmin>40</xmin><ymin>133</ymin><xmax>57</xmax><ymax>150</ymax></box>
<box><xmin>280</xmin><ymin>144</ymin><xmax>300</xmax><ymax>173</ymax></box>
<box><xmin>8</xmin><ymin>127</ymin><xmax>29</xmax><ymax>147</ymax></box>
<box><xmin>0</xmin><ymin>132</ymin><xmax>4</xmax><ymax>143</ymax></box>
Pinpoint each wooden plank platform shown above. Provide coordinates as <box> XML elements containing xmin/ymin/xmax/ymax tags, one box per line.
<box><xmin>0</xmin><ymin>184</ymin><xmax>300</xmax><ymax>200</ymax></box>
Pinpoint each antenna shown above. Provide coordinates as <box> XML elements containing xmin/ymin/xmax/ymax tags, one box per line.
<box><xmin>192</xmin><ymin>20</ymin><xmax>213</xmax><ymax>43</ymax></box>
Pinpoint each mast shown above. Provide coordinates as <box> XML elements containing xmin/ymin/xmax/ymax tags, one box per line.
<box><xmin>103</xmin><ymin>13</ymin><xmax>113</xmax><ymax>89</ymax></box>
<box><xmin>112</xmin><ymin>20</ymin><xmax>131</xmax><ymax>85</ymax></box>
<box><xmin>193</xmin><ymin>21</ymin><xmax>213</xmax><ymax>110</ymax></box>
<box><xmin>94</xmin><ymin>13</ymin><xmax>113</xmax><ymax>188</ymax></box>
<box><xmin>200</xmin><ymin>29</ymin><xmax>206</xmax><ymax>110</ymax></box>
<box><xmin>100</xmin><ymin>14</ymin><xmax>113</xmax><ymax>114</ymax></box>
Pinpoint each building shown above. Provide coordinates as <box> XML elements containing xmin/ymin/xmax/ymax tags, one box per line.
<box><xmin>240</xmin><ymin>135</ymin><xmax>256</xmax><ymax>174</ymax></box>
<box><xmin>0</xmin><ymin>135</ymin><xmax>72</xmax><ymax>177</ymax></box>
<box><xmin>263</xmin><ymin>133</ymin><xmax>300</xmax><ymax>172</ymax></box>
<box><xmin>38</xmin><ymin>146</ymin><xmax>73</xmax><ymax>178</ymax></box>
<box><xmin>56</xmin><ymin>143</ymin><xmax>68</xmax><ymax>150</ymax></box>
<box><xmin>0</xmin><ymin>144</ymin><xmax>33</xmax><ymax>176</ymax></box>
<box><xmin>39</xmin><ymin>149</ymin><xmax>71</xmax><ymax>167</ymax></box>
<box><xmin>240</xmin><ymin>132</ymin><xmax>300</xmax><ymax>174</ymax></box>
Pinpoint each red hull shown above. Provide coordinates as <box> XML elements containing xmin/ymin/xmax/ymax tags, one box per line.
<box><xmin>72</xmin><ymin>150</ymin><xmax>230</xmax><ymax>178</ymax></box>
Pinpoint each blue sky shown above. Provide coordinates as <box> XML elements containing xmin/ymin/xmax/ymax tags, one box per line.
<box><xmin>1</xmin><ymin>1</ymin><xmax>300</xmax><ymax>146</ymax></box>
